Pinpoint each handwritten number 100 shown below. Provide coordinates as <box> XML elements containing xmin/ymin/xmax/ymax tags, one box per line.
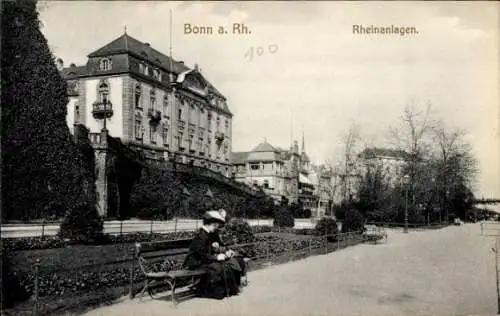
<box><xmin>245</xmin><ymin>44</ymin><xmax>279</xmax><ymax>61</ymax></box>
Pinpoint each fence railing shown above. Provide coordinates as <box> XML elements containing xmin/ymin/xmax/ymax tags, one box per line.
<box><xmin>29</xmin><ymin>229</ymin><xmax>369</xmax><ymax>315</ymax></box>
<box><xmin>2</xmin><ymin>218</ymin><xmax>319</xmax><ymax>239</ymax></box>
<box><xmin>365</xmin><ymin>221</ymin><xmax>449</xmax><ymax>231</ymax></box>
<box><xmin>3</xmin><ymin>219</ymin><xmax>451</xmax><ymax>239</ymax></box>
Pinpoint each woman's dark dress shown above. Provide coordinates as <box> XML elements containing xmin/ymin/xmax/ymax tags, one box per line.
<box><xmin>183</xmin><ymin>228</ymin><xmax>246</xmax><ymax>299</ymax></box>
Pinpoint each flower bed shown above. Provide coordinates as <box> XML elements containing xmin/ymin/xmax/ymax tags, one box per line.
<box><xmin>2</xmin><ymin>227</ymin><xmax>282</xmax><ymax>253</ymax></box>
<box><xmin>1</xmin><ymin>231</ymin><xmax>197</xmax><ymax>252</ymax></box>
<box><xmin>5</xmin><ymin>231</ymin><xmax>370</xmax><ymax>316</ymax></box>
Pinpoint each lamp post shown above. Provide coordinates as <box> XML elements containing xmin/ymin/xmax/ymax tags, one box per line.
<box><xmin>402</xmin><ymin>174</ymin><xmax>410</xmax><ymax>233</ymax></box>
<box><xmin>445</xmin><ymin>189</ymin><xmax>450</xmax><ymax>225</ymax></box>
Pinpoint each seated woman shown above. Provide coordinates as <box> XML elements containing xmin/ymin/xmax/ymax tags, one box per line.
<box><xmin>182</xmin><ymin>210</ymin><xmax>245</xmax><ymax>299</ymax></box>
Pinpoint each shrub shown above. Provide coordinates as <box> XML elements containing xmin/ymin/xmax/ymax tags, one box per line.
<box><xmin>315</xmin><ymin>217</ymin><xmax>340</xmax><ymax>240</ymax></box>
<box><xmin>342</xmin><ymin>208</ymin><xmax>366</xmax><ymax>233</ymax></box>
<box><xmin>58</xmin><ymin>202</ymin><xmax>104</xmax><ymax>243</ymax></box>
<box><xmin>221</xmin><ymin>217</ymin><xmax>255</xmax><ymax>245</ymax></box>
<box><xmin>273</xmin><ymin>206</ymin><xmax>294</xmax><ymax>228</ymax></box>
<box><xmin>220</xmin><ymin>217</ymin><xmax>256</xmax><ymax>257</ymax></box>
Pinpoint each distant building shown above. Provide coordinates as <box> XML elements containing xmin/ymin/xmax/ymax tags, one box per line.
<box><xmin>60</xmin><ymin>31</ymin><xmax>233</xmax><ymax>176</ymax></box>
<box><xmin>231</xmin><ymin>135</ymin><xmax>319</xmax><ymax>209</ymax></box>
<box><xmin>358</xmin><ymin>147</ymin><xmax>410</xmax><ymax>185</ymax></box>
<box><xmin>309</xmin><ymin>164</ymin><xmax>335</xmax><ymax>217</ymax></box>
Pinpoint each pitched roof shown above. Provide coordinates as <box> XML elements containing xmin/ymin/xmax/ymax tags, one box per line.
<box><xmin>60</xmin><ymin>65</ymin><xmax>87</xmax><ymax>79</ymax></box>
<box><xmin>231</xmin><ymin>152</ymin><xmax>248</xmax><ymax>164</ymax></box>
<box><xmin>359</xmin><ymin>147</ymin><xmax>410</xmax><ymax>160</ymax></box>
<box><xmin>89</xmin><ymin>33</ymin><xmax>189</xmax><ymax>74</ymax></box>
<box><xmin>252</xmin><ymin>141</ymin><xmax>276</xmax><ymax>152</ymax></box>
<box><xmin>87</xmin><ymin>33</ymin><xmax>226</xmax><ymax>99</ymax></box>
<box><xmin>247</xmin><ymin>151</ymin><xmax>282</xmax><ymax>162</ymax></box>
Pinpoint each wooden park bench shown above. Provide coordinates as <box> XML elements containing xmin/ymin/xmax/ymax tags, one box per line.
<box><xmin>134</xmin><ymin>238</ymin><xmax>249</xmax><ymax>308</ymax></box>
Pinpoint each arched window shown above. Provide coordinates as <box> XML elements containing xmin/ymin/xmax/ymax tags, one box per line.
<box><xmin>135</xmin><ymin>84</ymin><xmax>142</xmax><ymax>108</ymax></box>
<box><xmin>99</xmin><ymin>58</ymin><xmax>112</xmax><ymax>71</ymax></box>
<box><xmin>98</xmin><ymin>81</ymin><xmax>109</xmax><ymax>103</ymax></box>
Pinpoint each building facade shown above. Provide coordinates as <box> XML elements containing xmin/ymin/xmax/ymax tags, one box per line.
<box><xmin>231</xmin><ymin>135</ymin><xmax>321</xmax><ymax>211</ymax></box>
<box><xmin>60</xmin><ymin>32</ymin><xmax>233</xmax><ymax>176</ymax></box>
<box><xmin>309</xmin><ymin>165</ymin><xmax>335</xmax><ymax>217</ymax></box>
<box><xmin>358</xmin><ymin>147</ymin><xmax>409</xmax><ymax>186</ymax></box>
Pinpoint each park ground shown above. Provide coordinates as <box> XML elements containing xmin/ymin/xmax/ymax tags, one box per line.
<box><xmin>81</xmin><ymin>223</ymin><xmax>497</xmax><ymax>316</ymax></box>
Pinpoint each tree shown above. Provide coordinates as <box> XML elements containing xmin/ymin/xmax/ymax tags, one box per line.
<box><xmin>389</xmin><ymin>100</ymin><xmax>477</xmax><ymax>223</ymax></box>
<box><xmin>330</xmin><ymin>121</ymin><xmax>364</xmax><ymax>205</ymax></box>
<box><xmin>1</xmin><ymin>0</ymin><xmax>96</xmax><ymax>222</ymax></box>
<box><xmin>431</xmin><ymin>122</ymin><xmax>477</xmax><ymax>221</ymax></box>
<box><xmin>342</xmin><ymin>208</ymin><xmax>365</xmax><ymax>233</ymax></box>
<box><xmin>355</xmin><ymin>163</ymin><xmax>391</xmax><ymax>221</ymax></box>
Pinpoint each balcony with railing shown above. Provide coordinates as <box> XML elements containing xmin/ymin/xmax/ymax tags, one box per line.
<box><xmin>92</xmin><ymin>101</ymin><xmax>113</xmax><ymax>119</ymax></box>
<box><xmin>148</xmin><ymin>109</ymin><xmax>162</xmax><ymax>125</ymax></box>
<box><xmin>215</xmin><ymin>131</ymin><xmax>225</xmax><ymax>144</ymax></box>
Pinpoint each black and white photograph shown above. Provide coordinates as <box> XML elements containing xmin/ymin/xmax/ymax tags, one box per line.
<box><xmin>1</xmin><ymin>1</ymin><xmax>499</xmax><ymax>315</ymax></box>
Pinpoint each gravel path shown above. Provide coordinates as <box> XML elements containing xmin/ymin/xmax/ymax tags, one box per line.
<box><xmin>82</xmin><ymin>224</ymin><xmax>497</xmax><ymax>316</ymax></box>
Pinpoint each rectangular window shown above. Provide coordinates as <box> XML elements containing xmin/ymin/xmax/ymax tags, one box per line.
<box><xmin>150</xmin><ymin>96</ymin><xmax>156</xmax><ymax>111</ymax></box>
<box><xmin>250</xmin><ymin>164</ymin><xmax>259</xmax><ymax>170</ymax></box>
<box><xmin>135</xmin><ymin>120</ymin><xmax>143</xmax><ymax>140</ymax></box>
<box><xmin>163</xmin><ymin>128</ymin><xmax>169</xmax><ymax>146</ymax></box>
<box><xmin>163</xmin><ymin>95</ymin><xmax>169</xmax><ymax>117</ymax></box>
<box><xmin>74</xmin><ymin>104</ymin><xmax>80</xmax><ymax>122</ymax></box>
<box><xmin>263</xmin><ymin>180</ymin><xmax>269</xmax><ymax>189</ymax></box>
<box><xmin>178</xmin><ymin>109</ymin><xmax>182</xmax><ymax>120</ymax></box>
<box><xmin>178</xmin><ymin>132</ymin><xmax>183</xmax><ymax>150</ymax></box>
<box><xmin>150</xmin><ymin>127</ymin><xmax>156</xmax><ymax>144</ymax></box>
<box><xmin>188</xmin><ymin>135</ymin><xmax>194</xmax><ymax>151</ymax></box>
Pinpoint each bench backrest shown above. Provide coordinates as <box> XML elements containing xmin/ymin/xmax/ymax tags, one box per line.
<box><xmin>135</xmin><ymin>238</ymin><xmax>193</xmax><ymax>274</ymax></box>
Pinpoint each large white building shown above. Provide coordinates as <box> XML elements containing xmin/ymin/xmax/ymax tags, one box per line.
<box><xmin>231</xmin><ymin>135</ymin><xmax>330</xmax><ymax>215</ymax></box>
<box><xmin>60</xmin><ymin>32</ymin><xmax>233</xmax><ymax>176</ymax></box>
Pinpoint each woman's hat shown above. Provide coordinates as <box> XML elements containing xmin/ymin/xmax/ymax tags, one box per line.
<box><xmin>204</xmin><ymin>210</ymin><xmax>226</xmax><ymax>224</ymax></box>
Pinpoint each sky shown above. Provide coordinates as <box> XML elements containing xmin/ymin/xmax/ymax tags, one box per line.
<box><xmin>38</xmin><ymin>1</ymin><xmax>499</xmax><ymax>198</ymax></box>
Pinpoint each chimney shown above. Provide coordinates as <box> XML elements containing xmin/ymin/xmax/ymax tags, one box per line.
<box><xmin>56</xmin><ymin>58</ymin><xmax>64</xmax><ymax>71</ymax></box>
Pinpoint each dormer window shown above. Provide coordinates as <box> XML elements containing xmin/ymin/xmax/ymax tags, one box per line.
<box><xmin>99</xmin><ymin>58</ymin><xmax>112</xmax><ymax>71</ymax></box>
<box><xmin>153</xmin><ymin>69</ymin><xmax>160</xmax><ymax>80</ymax></box>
